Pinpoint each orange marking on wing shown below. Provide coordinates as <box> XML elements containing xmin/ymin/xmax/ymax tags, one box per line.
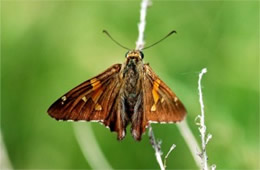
<box><xmin>92</xmin><ymin>88</ymin><xmax>103</xmax><ymax>103</ymax></box>
<box><xmin>151</xmin><ymin>79</ymin><xmax>161</xmax><ymax>111</ymax></box>
<box><xmin>95</xmin><ymin>104</ymin><xmax>102</xmax><ymax>111</ymax></box>
<box><xmin>90</xmin><ymin>78</ymin><xmax>103</xmax><ymax>111</ymax></box>
<box><xmin>91</xmin><ymin>78</ymin><xmax>101</xmax><ymax>91</ymax></box>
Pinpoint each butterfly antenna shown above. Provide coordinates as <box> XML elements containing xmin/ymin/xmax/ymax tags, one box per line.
<box><xmin>142</xmin><ymin>30</ymin><xmax>177</xmax><ymax>50</ymax></box>
<box><xmin>103</xmin><ymin>30</ymin><xmax>131</xmax><ymax>50</ymax></box>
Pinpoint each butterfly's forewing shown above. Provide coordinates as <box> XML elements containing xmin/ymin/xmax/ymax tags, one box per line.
<box><xmin>47</xmin><ymin>64</ymin><xmax>126</xmax><ymax>138</ymax></box>
<box><xmin>143</xmin><ymin>64</ymin><xmax>186</xmax><ymax>125</ymax></box>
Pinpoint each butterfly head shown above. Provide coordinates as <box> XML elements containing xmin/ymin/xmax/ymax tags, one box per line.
<box><xmin>125</xmin><ymin>50</ymin><xmax>144</xmax><ymax>60</ymax></box>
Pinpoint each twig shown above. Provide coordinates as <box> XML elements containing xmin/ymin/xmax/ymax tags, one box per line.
<box><xmin>163</xmin><ymin>144</ymin><xmax>176</xmax><ymax>169</ymax></box>
<box><xmin>136</xmin><ymin>0</ymin><xmax>151</xmax><ymax>50</ymax></box>
<box><xmin>197</xmin><ymin>68</ymin><xmax>216</xmax><ymax>170</ymax></box>
<box><xmin>198</xmin><ymin>68</ymin><xmax>208</xmax><ymax>170</ymax></box>
<box><xmin>148</xmin><ymin>126</ymin><xmax>176</xmax><ymax>170</ymax></box>
<box><xmin>148</xmin><ymin>126</ymin><xmax>165</xmax><ymax>170</ymax></box>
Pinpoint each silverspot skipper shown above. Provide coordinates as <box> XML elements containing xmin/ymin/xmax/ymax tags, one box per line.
<box><xmin>47</xmin><ymin>30</ymin><xmax>186</xmax><ymax>141</ymax></box>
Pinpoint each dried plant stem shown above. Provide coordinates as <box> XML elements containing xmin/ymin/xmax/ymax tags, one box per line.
<box><xmin>198</xmin><ymin>68</ymin><xmax>209</xmax><ymax>170</ymax></box>
<box><xmin>163</xmin><ymin>144</ymin><xmax>176</xmax><ymax>169</ymax></box>
<box><xmin>197</xmin><ymin>68</ymin><xmax>216</xmax><ymax>170</ymax></box>
<box><xmin>148</xmin><ymin>126</ymin><xmax>165</xmax><ymax>170</ymax></box>
<box><xmin>136</xmin><ymin>0</ymin><xmax>151</xmax><ymax>50</ymax></box>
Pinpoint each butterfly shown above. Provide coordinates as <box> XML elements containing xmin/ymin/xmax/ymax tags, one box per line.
<box><xmin>47</xmin><ymin>30</ymin><xmax>186</xmax><ymax>141</ymax></box>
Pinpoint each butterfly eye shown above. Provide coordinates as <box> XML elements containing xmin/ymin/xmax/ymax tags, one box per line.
<box><xmin>140</xmin><ymin>51</ymin><xmax>144</xmax><ymax>59</ymax></box>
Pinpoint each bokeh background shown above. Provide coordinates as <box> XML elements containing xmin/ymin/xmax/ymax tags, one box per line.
<box><xmin>1</xmin><ymin>0</ymin><xmax>259</xmax><ymax>169</ymax></box>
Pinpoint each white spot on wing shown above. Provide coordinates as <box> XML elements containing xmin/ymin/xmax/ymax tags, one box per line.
<box><xmin>82</xmin><ymin>96</ymin><xmax>87</xmax><ymax>102</ymax></box>
<box><xmin>90</xmin><ymin>120</ymin><xmax>102</xmax><ymax>122</ymax></box>
<box><xmin>148</xmin><ymin>121</ymin><xmax>176</xmax><ymax>124</ymax></box>
<box><xmin>160</xmin><ymin>98</ymin><xmax>165</xmax><ymax>103</ymax></box>
<box><xmin>174</xmin><ymin>97</ymin><xmax>179</xmax><ymax>106</ymax></box>
<box><xmin>78</xmin><ymin>120</ymin><xmax>87</xmax><ymax>122</ymax></box>
<box><xmin>148</xmin><ymin>120</ymin><xmax>159</xmax><ymax>124</ymax></box>
<box><xmin>61</xmin><ymin>96</ymin><xmax>67</xmax><ymax>101</ymax></box>
<box><xmin>61</xmin><ymin>96</ymin><xmax>67</xmax><ymax>105</ymax></box>
<box><xmin>151</xmin><ymin>104</ymin><xmax>156</xmax><ymax>111</ymax></box>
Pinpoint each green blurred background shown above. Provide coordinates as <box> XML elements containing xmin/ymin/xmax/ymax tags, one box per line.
<box><xmin>1</xmin><ymin>0</ymin><xmax>259</xmax><ymax>169</ymax></box>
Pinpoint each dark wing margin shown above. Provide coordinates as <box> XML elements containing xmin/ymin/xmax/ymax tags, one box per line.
<box><xmin>47</xmin><ymin>64</ymin><xmax>126</xmax><ymax>139</ymax></box>
<box><xmin>142</xmin><ymin>64</ymin><xmax>187</xmax><ymax>125</ymax></box>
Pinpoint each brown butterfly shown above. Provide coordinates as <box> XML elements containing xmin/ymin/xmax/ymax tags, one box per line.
<box><xmin>47</xmin><ymin>30</ymin><xmax>186</xmax><ymax>141</ymax></box>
